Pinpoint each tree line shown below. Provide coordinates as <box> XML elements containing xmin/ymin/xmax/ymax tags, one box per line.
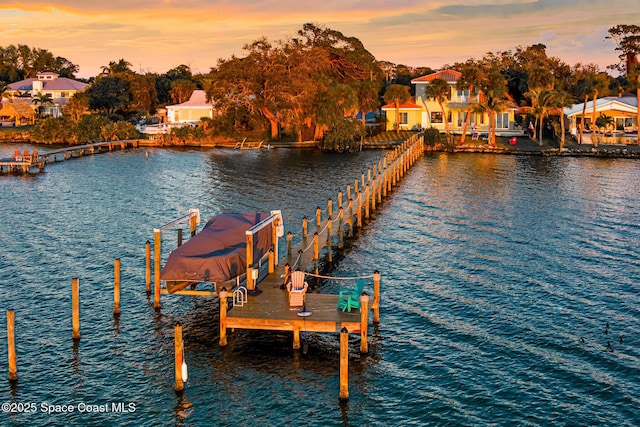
<box><xmin>1</xmin><ymin>23</ymin><xmax>639</xmax><ymax>149</ymax></box>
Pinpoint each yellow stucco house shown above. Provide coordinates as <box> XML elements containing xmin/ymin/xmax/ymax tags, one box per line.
<box><xmin>382</xmin><ymin>69</ymin><xmax>522</xmax><ymax>136</ymax></box>
<box><xmin>166</xmin><ymin>90</ymin><xmax>215</xmax><ymax>124</ymax></box>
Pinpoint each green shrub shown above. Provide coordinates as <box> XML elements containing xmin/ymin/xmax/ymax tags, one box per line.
<box><xmin>423</xmin><ymin>127</ymin><xmax>442</xmax><ymax>146</ymax></box>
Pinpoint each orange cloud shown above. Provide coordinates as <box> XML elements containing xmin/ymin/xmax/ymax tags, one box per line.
<box><xmin>1</xmin><ymin>1</ymin><xmax>637</xmax><ymax>78</ymax></box>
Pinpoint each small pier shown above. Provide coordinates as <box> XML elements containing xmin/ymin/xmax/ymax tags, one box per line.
<box><xmin>0</xmin><ymin>140</ymin><xmax>141</xmax><ymax>174</ymax></box>
<box><xmin>152</xmin><ymin>134</ymin><xmax>425</xmax><ymax>398</ymax></box>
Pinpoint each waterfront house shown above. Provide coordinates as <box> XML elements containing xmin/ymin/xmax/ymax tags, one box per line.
<box><xmin>565</xmin><ymin>96</ymin><xmax>638</xmax><ymax>134</ymax></box>
<box><xmin>166</xmin><ymin>90</ymin><xmax>215</xmax><ymax>124</ymax></box>
<box><xmin>5</xmin><ymin>72</ymin><xmax>89</xmax><ymax>118</ymax></box>
<box><xmin>382</xmin><ymin>69</ymin><xmax>521</xmax><ymax>137</ymax></box>
<box><xmin>380</xmin><ymin>98</ymin><xmax>422</xmax><ymax>131</ymax></box>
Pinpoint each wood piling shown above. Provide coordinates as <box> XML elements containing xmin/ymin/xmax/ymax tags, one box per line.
<box><xmin>72</xmin><ymin>278</ymin><xmax>80</xmax><ymax>340</ymax></box>
<box><xmin>339</xmin><ymin>327</ymin><xmax>349</xmax><ymax>400</ymax></box>
<box><xmin>114</xmin><ymin>258</ymin><xmax>121</xmax><ymax>315</ymax></box>
<box><xmin>153</xmin><ymin>229</ymin><xmax>161</xmax><ymax>308</ymax></box>
<box><xmin>174</xmin><ymin>323</ymin><xmax>184</xmax><ymax>391</ymax></box>
<box><xmin>145</xmin><ymin>240</ymin><xmax>151</xmax><ymax>293</ymax></box>
<box><xmin>360</xmin><ymin>295</ymin><xmax>369</xmax><ymax>354</ymax></box>
<box><xmin>373</xmin><ymin>270</ymin><xmax>381</xmax><ymax>324</ymax></box>
<box><xmin>219</xmin><ymin>290</ymin><xmax>228</xmax><ymax>346</ymax></box>
<box><xmin>7</xmin><ymin>310</ymin><xmax>17</xmax><ymax>381</ymax></box>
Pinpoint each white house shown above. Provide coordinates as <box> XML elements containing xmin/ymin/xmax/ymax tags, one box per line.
<box><xmin>5</xmin><ymin>72</ymin><xmax>89</xmax><ymax>118</ymax></box>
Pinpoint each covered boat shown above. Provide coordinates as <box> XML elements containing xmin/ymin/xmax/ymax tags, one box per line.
<box><xmin>160</xmin><ymin>212</ymin><xmax>274</xmax><ymax>293</ymax></box>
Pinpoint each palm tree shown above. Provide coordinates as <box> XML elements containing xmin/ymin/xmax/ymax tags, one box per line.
<box><xmin>456</xmin><ymin>60</ymin><xmax>485</xmax><ymax>144</ymax></box>
<box><xmin>32</xmin><ymin>92</ymin><xmax>54</xmax><ymax>117</ymax></box>
<box><xmin>383</xmin><ymin>84</ymin><xmax>410</xmax><ymax>134</ymax></box>
<box><xmin>425</xmin><ymin>77</ymin><xmax>452</xmax><ymax>144</ymax></box>
<box><xmin>549</xmin><ymin>90</ymin><xmax>575</xmax><ymax>150</ymax></box>
<box><xmin>477</xmin><ymin>70</ymin><xmax>509</xmax><ymax>146</ymax></box>
<box><xmin>524</xmin><ymin>87</ymin><xmax>544</xmax><ymax>140</ymax></box>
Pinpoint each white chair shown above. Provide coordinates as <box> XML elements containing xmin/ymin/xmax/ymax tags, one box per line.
<box><xmin>286</xmin><ymin>270</ymin><xmax>308</xmax><ymax>307</ymax></box>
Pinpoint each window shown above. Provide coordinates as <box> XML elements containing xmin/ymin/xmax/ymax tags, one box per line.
<box><xmin>60</xmin><ymin>92</ymin><xmax>68</xmax><ymax>98</ymax></box>
<box><xmin>447</xmin><ymin>111</ymin><xmax>452</xmax><ymax>123</ymax></box>
<box><xmin>400</xmin><ymin>112</ymin><xmax>408</xmax><ymax>125</ymax></box>
<box><xmin>431</xmin><ymin>112</ymin><xmax>443</xmax><ymax>123</ymax></box>
<box><xmin>496</xmin><ymin>112</ymin><xmax>509</xmax><ymax>129</ymax></box>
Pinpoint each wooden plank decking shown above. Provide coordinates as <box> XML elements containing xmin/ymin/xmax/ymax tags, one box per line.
<box><xmin>0</xmin><ymin>139</ymin><xmax>141</xmax><ymax>174</ymax></box>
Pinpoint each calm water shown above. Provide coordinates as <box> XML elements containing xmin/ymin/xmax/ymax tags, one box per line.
<box><xmin>0</xmin><ymin>144</ymin><xmax>639</xmax><ymax>426</ymax></box>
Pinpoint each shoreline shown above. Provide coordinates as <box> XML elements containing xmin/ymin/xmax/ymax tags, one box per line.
<box><xmin>3</xmin><ymin>134</ymin><xmax>640</xmax><ymax>159</ymax></box>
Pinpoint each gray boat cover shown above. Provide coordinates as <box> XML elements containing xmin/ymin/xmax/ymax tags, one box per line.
<box><xmin>160</xmin><ymin>212</ymin><xmax>272</xmax><ymax>293</ymax></box>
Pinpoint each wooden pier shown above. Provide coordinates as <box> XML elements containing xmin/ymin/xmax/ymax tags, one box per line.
<box><xmin>0</xmin><ymin>140</ymin><xmax>141</xmax><ymax>174</ymax></box>
<box><xmin>153</xmin><ymin>133</ymin><xmax>425</xmax><ymax>399</ymax></box>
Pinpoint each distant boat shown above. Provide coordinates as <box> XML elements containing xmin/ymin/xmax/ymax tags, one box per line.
<box><xmin>160</xmin><ymin>212</ymin><xmax>275</xmax><ymax>293</ymax></box>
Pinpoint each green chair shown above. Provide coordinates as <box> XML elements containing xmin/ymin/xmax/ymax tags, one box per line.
<box><xmin>337</xmin><ymin>279</ymin><xmax>366</xmax><ymax>312</ymax></box>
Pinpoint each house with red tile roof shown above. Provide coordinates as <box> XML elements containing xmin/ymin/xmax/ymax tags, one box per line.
<box><xmin>380</xmin><ymin>98</ymin><xmax>422</xmax><ymax>131</ymax></box>
<box><xmin>382</xmin><ymin>69</ymin><xmax>521</xmax><ymax>137</ymax></box>
<box><xmin>5</xmin><ymin>72</ymin><xmax>89</xmax><ymax>118</ymax></box>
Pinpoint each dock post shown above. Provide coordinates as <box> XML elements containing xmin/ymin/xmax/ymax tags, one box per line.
<box><xmin>348</xmin><ymin>199</ymin><xmax>353</xmax><ymax>237</ymax></box>
<box><xmin>357</xmin><ymin>193</ymin><xmax>362</xmax><ymax>229</ymax></box>
<box><xmin>7</xmin><ymin>310</ymin><xmax>17</xmax><ymax>381</ymax></box>
<box><xmin>346</xmin><ymin>185</ymin><xmax>351</xmax><ymax>202</ymax></box>
<box><xmin>337</xmin><ymin>191</ymin><xmax>343</xmax><ymax>210</ymax></box>
<box><xmin>339</xmin><ymin>327</ymin><xmax>349</xmax><ymax>400</ymax></box>
<box><xmin>364</xmin><ymin>186</ymin><xmax>370</xmax><ymax>220</ymax></box>
<box><xmin>316</xmin><ymin>207</ymin><xmax>321</xmax><ymax>230</ymax></box>
<box><xmin>327</xmin><ymin>199</ymin><xmax>333</xmax><ymax>218</ymax></box>
<box><xmin>72</xmin><ymin>278</ymin><xmax>80</xmax><ymax>340</ymax></box>
<box><xmin>113</xmin><ymin>258</ymin><xmax>121</xmax><ymax>316</ymax></box>
<box><xmin>354</xmin><ymin>178</ymin><xmax>358</xmax><ymax>195</ymax></box>
<box><xmin>268</xmin><ymin>249</ymin><xmax>275</xmax><ymax>273</ymax></box>
<box><xmin>145</xmin><ymin>241</ymin><xmax>151</xmax><ymax>293</ymax></box>
<box><xmin>219</xmin><ymin>291</ymin><xmax>228</xmax><ymax>346</ymax></box>
<box><xmin>177</xmin><ymin>229</ymin><xmax>183</xmax><ymax>247</ymax></box>
<box><xmin>189</xmin><ymin>212</ymin><xmax>197</xmax><ymax>237</ymax></box>
<box><xmin>283</xmin><ymin>264</ymin><xmax>291</xmax><ymax>287</ymax></box>
<box><xmin>360</xmin><ymin>295</ymin><xmax>369</xmax><ymax>354</ymax></box>
<box><xmin>327</xmin><ymin>217</ymin><xmax>333</xmax><ymax>263</ymax></box>
<box><xmin>153</xmin><ymin>229</ymin><xmax>161</xmax><ymax>309</ymax></box>
<box><xmin>174</xmin><ymin>323</ymin><xmax>184</xmax><ymax>392</ymax></box>
<box><xmin>373</xmin><ymin>270</ymin><xmax>381</xmax><ymax>324</ymax></box>
<box><xmin>302</xmin><ymin>217</ymin><xmax>308</xmax><ymax>238</ymax></box>
<box><xmin>313</xmin><ymin>232</ymin><xmax>319</xmax><ymax>275</ymax></box>
<box><xmin>286</xmin><ymin>232</ymin><xmax>292</xmax><ymax>256</ymax></box>
<box><xmin>371</xmin><ymin>180</ymin><xmax>376</xmax><ymax>212</ymax></box>
<box><xmin>293</xmin><ymin>322</ymin><xmax>301</xmax><ymax>350</ymax></box>
<box><xmin>246</xmin><ymin>232</ymin><xmax>255</xmax><ymax>290</ymax></box>
<box><xmin>338</xmin><ymin>207</ymin><xmax>344</xmax><ymax>249</ymax></box>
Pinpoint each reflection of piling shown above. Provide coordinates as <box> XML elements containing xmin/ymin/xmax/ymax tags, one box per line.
<box><xmin>7</xmin><ymin>310</ymin><xmax>17</xmax><ymax>381</ymax></box>
<box><xmin>72</xmin><ymin>278</ymin><xmax>80</xmax><ymax>340</ymax></box>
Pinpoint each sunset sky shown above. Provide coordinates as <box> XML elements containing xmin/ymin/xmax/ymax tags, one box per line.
<box><xmin>2</xmin><ymin>1</ymin><xmax>639</xmax><ymax>78</ymax></box>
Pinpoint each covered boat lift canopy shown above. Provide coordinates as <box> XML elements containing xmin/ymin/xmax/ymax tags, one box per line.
<box><xmin>158</xmin><ymin>211</ymin><xmax>283</xmax><ymax>294</ymax></box>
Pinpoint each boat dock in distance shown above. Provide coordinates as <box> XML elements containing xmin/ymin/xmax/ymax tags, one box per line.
<box><xmin>0</xmin><ymin>140</ymin><xmax>141</xmax><ymax>174</ymax></box>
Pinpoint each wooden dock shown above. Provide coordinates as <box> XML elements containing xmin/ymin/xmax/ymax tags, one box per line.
<box><xmin>153</xmin><ymin>134</ymin><xmax>425</xmax><ymax>398</ymax></box>
<box><xmin>0</xmin><ymin>140</ymin><xmax>141</xmax><ymax>174</ymax></box>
